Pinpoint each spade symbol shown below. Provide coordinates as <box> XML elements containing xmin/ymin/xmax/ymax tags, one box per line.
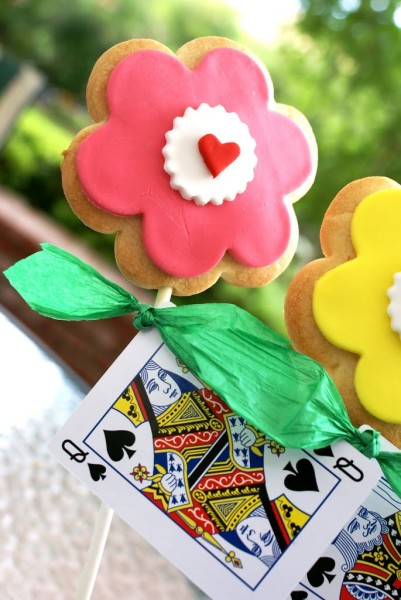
<box><xmin>104</xmin><ymin>430</ymin><xmax>136</xmax><ymax>462</ymax></box>
<box><xmin>290</xmin><ymin>592</ymin><xmax>309</xmax><ymax>600</ymax></box>
<box><xmin>88</xmin><ymin>463</ymin><xmax>107</xmax><ymax>481</ymax></box>
<box><xmin>307</xmin><ymin>556</ymin><xmax>336</xmax><ymax>588</ymax></box>
<box><xmin>284</xmin><ymin>459</ymin><xmax>319</xmax><ymax>492</ymax></box>
<box><xmin>314</xmin><ymin>445</ymin><xmax>334</xmax><ymax>457</ymax></box>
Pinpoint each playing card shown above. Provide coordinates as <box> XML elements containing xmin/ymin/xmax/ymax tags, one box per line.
<box><xmin>49</xmin><ymin>329</ymin><xmax>381</xmax><ymax>599</ymax></box>
<box><xmin>288</xmin><ymin>436</ymin><xmax>401</xmax><ymax>600</ymax></box>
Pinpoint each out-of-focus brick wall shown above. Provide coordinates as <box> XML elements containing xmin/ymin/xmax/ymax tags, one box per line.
<box><xmin>0</xmin><ymin>188</ymin><xmax>154</xmax><ymax>386</ymax></box>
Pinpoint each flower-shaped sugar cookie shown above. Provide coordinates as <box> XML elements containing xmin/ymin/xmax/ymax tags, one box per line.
<box><xmin>285</xmin><ymin>177</ymin><xmax>401</xmax><ymax>448</ymax></box>
<box><xmin>62</xmin><ymin>37</ymin><xmax>317</xmax><ymax>295</ymax></box>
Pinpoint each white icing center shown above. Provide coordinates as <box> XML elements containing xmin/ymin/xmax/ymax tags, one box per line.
<box><xmin>387</xmin><ymin>272</ymin><xmax>401</xmax><ymax>337</ymax></box>
<box><xmin>162</xmin><ymin>103</ymin><xmax>257</xmax><ymax>206</ymax></box>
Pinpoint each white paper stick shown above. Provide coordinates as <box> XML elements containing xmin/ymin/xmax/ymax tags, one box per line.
<box><xmin>153</xmin><ymin>286</ymin><xmax>174</xmax><ymax>307</ymax></box>
<box><xmin>76</xmin><ymin>502</ymin><xmax>114</xmax><ymax>600</ymax></box>
<box><xmin>76</xmin><ymin>286</ymin><xmax>173</xmax><ymax>600</ymax></box>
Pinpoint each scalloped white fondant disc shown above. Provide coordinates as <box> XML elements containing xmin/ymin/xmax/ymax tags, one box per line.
<box><xmin>162</xmin><ymin>103</ymin><xmax>257</xmax><ymax>206</ymax></box>
<box><xmin>387</xmin><ymin>272</ymin><xmax>401</xmax><ymax>337</ymax></box>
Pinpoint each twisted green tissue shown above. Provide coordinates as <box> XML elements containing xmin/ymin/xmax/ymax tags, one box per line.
<box><xmin>5</xmin><ymin>244</ymin><xmax>401</xmax><ymax>495</ymax></box>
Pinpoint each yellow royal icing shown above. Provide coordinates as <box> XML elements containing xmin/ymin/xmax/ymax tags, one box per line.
<box><xmin>313</xmin><ymin>189</ymin><xmax>401</xmax><ymax>424</ymax></box>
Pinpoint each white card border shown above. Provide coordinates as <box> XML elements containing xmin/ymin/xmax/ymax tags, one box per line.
<box><xmin>49</xmin><ymin>329</ymin><xmax>382</xmax><ymax>599</ymax></box>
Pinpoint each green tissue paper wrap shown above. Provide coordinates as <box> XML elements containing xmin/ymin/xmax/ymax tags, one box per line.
<box><xmin>4</xmin><ymin>244</ymin><xmax>401</xmax><ymax>496</ymax></box>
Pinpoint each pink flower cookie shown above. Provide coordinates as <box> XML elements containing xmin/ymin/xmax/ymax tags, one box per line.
<box><xmin>62</xmin><ymin>37</ymin><xmax>317</xmax><ymax>295</ymax></box>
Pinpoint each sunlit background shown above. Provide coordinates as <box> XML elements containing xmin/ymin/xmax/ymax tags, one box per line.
<box><xmin>1</xmin><ymin>0</ymin><xmax>401</xmax><ymax>333</ymax></box>
<box><xmin>1</xmin><ymin>4</ymin><xmax>401</xmax><ymax>596</ymax></box>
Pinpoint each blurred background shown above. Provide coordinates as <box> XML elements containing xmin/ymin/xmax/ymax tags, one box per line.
<box><xmin>1</xmin><ymin>3</ymin><xmax>401</xmax><ymax>597</ymax></box>
<box><xmin>1</xmin><ymin>0</ymin><xmax>401</xmax><ymax>336</ymax></box>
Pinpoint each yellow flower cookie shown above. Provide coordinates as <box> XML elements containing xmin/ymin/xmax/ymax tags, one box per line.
<box><xmin>285</xmin><ymin>177</ymin><xmax>401</xmax><ymax>448</ymax></box>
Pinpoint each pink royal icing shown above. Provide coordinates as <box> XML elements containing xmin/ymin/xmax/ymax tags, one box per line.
<box><xmin>77</xmin><ymin>48</ymin><xmax>314</xmax><ymax>278</ymax></box>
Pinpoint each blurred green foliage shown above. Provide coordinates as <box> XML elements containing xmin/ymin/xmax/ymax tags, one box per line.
<box><xmin>1</xmin><ymin>0</ymin><xmax>401</xmax><ymax>333</ymax></box>
<box><xmin>0</xmin><ymin>0</ymin><xmax>239</xmax><ymax>99</ymax></box>
<box><xmin>289</xmin><ymin>0</ymin><xmax>401</xmax><ymax>229</ymax></box>
<box><xmin>1</xmin><ymin>107</ymin><xmax>69</xmax><ymax>211</ymax></box>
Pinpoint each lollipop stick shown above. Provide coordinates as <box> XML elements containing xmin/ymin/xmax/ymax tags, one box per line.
<box><xmin>76</xmin><ymin>502</ymin><xmax>114</xmax><ymax>600</ymax></box>
<box><xmin>76</xmin><ymin>286</ymin><xmax>173</xmax><ymax>600</ymax></box>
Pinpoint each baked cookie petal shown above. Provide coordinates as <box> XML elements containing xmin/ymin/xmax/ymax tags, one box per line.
<box><xmin>285</xmin><ymin>178</ymin><xmax>401</xmax><ymax>444</ymax></box>
<box><xmin>63</xmin><ymin>37</ymin><xmax>317</xmax><ymax>293</ymax></box>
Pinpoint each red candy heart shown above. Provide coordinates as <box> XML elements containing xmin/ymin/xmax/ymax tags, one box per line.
<box><xmin>198</xmin><ymin>134</ymin><xmax>240</xmax><ymax>178</ymax></box>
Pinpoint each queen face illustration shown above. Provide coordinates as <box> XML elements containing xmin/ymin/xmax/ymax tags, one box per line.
<box><xmin>237</xmin><ymin>516</ymin><xmax>279</xmax><ymax>565</ymax></box>
<box><xmin>143</xmin><ymin>367</ymin><xmax>181</xmax><ymax>407</ymax></box>
<box><xmin>346</xmin><ymin>507</ymin><xmax>383</xmax><ymax>545</ymax></box>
